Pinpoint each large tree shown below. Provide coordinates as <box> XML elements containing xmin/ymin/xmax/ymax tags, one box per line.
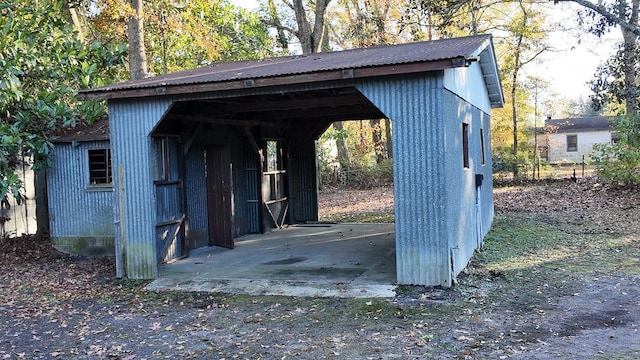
<box><xmin>0</xmin><ymin>0</ymin><xmax>126</xmax><ymax>204</ymax></box>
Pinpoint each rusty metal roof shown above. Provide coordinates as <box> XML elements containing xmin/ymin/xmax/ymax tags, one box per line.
<box><xmin>54</xmin><ymin>116</ymin><xmax>109</xmax><ymax>143</ymax></box>
<box><xmin>79</xmin><ymin>34</ymin><xmax>502</xmax><ymax>106</ymax></box>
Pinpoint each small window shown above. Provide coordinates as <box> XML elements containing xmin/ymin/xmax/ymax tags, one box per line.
<box><xmin>265</xmin><ymin>140</ymin><xmax>283</xmax><ymax>172</ymax></box>
<box><xmin>462</xmin><ymin>123</ymin><xmax>470</xmax><ymax>168</ymax></box>
<box><xmin>88</xmin><ymin>149</ymin><xmax>112</xmax><ymax>185</ymax></box>
<box><xmin>611</xmin><ymin>133</ymin><xmax>620</xmax><ymax>145</ymax></box>
<box><xmin>480</xmin><ymin>128</ymin><xmax>486</xmax><ymax>165</ymax></box>
<box><xmin>153</xmin><ymin>136</ymin><xmax>180</xmax><ymax>181</ymax></box>
<box><xmin>567</xmin><ymin>135</ymin><xmax>578</xmax><ymax>152</ymax></box>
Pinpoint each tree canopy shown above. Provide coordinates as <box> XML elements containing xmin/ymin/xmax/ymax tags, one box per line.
<box><xmin>0</xmin><ymin>0</ymin><xmax>127</xmax><ymax>201</ymax></box>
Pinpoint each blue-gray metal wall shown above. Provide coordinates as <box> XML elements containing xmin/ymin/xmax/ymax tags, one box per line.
<box><xmin>47</xmin><ymin>141</ymin><xmax>114</xmax><ymax>253</ymax></box>
<box><xmin>48</xmin><ymin>141</ymin><xmax>114</xmax><ymax>237</ymax></box>
<box><xmin>109</xmin><ymin>99</ymin><xmax>173</xmax><ymax>279</ymax></box>
<box><xmin>184</xmin><ymin>125</ymin><xmax>255</xmax><ymax>247</ymax></box>
<box><xmin>105</xmin><ymin>76</ymin><xmax>494</xmax><ymax>283</ymax></box>
<box><xmin>357</xmin><ymin>73</ymin><xmax>451</xmax><ymax>286</ymax></box>
<box><xmin>288</xmin><ymin>126</ymin><xmax>319</xmax><ymax>223</ymax></box>
<box><xmin>442</xmin><ymin>90</ymin><xmax>494</xmax><ymax>279</ymax></box>
<box><xmin>357</xmin><ymin>73</ymin><xmax>494</xmax><ymax>286</ymax></box>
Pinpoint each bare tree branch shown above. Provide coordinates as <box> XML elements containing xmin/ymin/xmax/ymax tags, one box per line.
<box><xmin>554</xmin><ymin>0</ymin><xmax>640</xmax><ymax>36</ymax></box>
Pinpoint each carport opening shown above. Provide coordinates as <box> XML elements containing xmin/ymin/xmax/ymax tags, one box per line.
<box><xmin>316</xmin><ymin>118</ymin><xmax>395</xmax><ymax>225</ymax></box>
<box><xmin>150</xmin><ymin>86</ymin><xmax>395</xmax><ymax>254</ymax></box>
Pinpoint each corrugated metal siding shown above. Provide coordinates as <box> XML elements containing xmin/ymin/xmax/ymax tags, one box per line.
<box><xmin>442</xmin><ymin>91</ymin><xmax>479</xmax><ymax>278</ymax></box>
<box><xmin>184</xmin><ymin>148</ymin><xmax>208</xmax><ymax>248</ymax></box>
<box><xmin>245</xmin><ymin>144</ymin><xmax>261</xmax><ymax>233</ymax></box>
<box><xmin>47</xmin><ymin>141</ymin><xmax>114</xmax><ymax>239</ymax></box>
<box><xmin>109</xmin><ymin>99</ymin><xmax>173</xmax><ymax>279</ymax></box>
<box><xmin>288</xmin><ymin>127</ymin><xmax>319</xmax><ymax>223</ymax></box>
<box><xmin>441</xmin><ymin>90</ymin><xmax>495</xmax><ymax>281</ymax></box>
<box><xmin>357</xmin><ymin>74</ymin><xmax>450</xmax><ymax>286</ymax></box>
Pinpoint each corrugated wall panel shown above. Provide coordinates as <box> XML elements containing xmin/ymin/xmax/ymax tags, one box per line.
<box><xmin>288</xmin><ymin>127</ymin><xmax>319</xmax><ymax>223</ymax></box>
<box><xmin>47</xmin><ymin>141</ymin><xmax>114</xmax><ymax>239</ymax></box>
<box><xmin>109</xmin><ymin>99</ymin><xmax>173</xmax><ymax>279</ymax></box>
<box><xmin>245</xmin><ymin>144</ymin><xmax>261</xmax><ymax>233</ymax></box>
<box><xmin>184</xmin><ymin>148</ymin><xmax>208</xmax><ymax>248</ymax></box>
<box><xmin>155</xmin><ymin>183</ymin><xmax>182</xmax><ymax>222</ymax></box>
<box><xmin>357</xmin><ymin>74</ymin><xmax>450</xmax><ymax>286</ymax></box>
<box><xmin>443</xmin><ymin>91</ymin><xmax>482</xmax><ymax>278</ymax></box>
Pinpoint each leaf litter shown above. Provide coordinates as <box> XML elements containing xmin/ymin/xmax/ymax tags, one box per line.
<box><xmin>0</xmin><ymin>178</ymin><xmax>639</xmax><ymax>359</ymax></box>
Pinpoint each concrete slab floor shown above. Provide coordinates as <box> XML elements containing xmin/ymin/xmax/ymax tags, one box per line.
<box><xmin>146</xmin><ymin>223</ymin><xmax>397</xmax><ymax>298</ymax></box>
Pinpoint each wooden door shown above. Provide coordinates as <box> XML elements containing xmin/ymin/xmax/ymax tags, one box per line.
<box><xmin>206</xmin><ymin>145</ymin><xmax>233</xmax><ymax>248</ymax></box>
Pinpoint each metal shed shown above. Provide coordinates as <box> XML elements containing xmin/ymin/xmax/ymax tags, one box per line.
<box><xmin>75</xmin><ymin>34</ymin><xmax>503</xmax><ymax>286</ymax></box>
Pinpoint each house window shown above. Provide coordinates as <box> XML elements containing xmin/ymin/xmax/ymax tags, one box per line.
<box><xmin>611</xmin><ymin>133</ymin><xmax>620</xmax><ymax>145</ymax></box>
<box><xmin>462</xmin><ymin>123</ymin><xmax>470</xmax><ymax>168</ymax></box>
<box><xmin>88</xmin><ymin>149</ymin><xmax>112</xmax><ymax>185</ymax></box>
<box><xmin>566</xmin><ymin>135</ymin><xmax>578</xmax><ymax>152</ymax></box>
<box><xmin>480</xmin><ymin>128</ymin><xmax>486</xmax><ymax>165</ymax></box>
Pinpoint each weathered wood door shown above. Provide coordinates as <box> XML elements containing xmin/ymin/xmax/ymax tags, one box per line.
<box><xmin>206</xmin><ymin>145</ymin><xmax>233</xmax><ymax>248</ymax></box>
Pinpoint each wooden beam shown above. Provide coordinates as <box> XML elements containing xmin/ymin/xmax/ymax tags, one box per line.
<box><xmin>243</xmin><ymin>126</ymin><xmax>264</xmax><ymax>164</ymax></box>
<box><xmin>198</xmin><ymin>93</ymin><xmax>367</xmax><ymax>114</ymax></box>
<box><xmin>183</xmin><ymin>122</ymin><xmax>202</xmax><ymax>155</ymax></box>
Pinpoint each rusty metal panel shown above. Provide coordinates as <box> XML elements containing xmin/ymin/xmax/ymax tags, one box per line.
<box><xmin>47</xmin><ymin>141</ymin><xmax>114</xmax><ymax>240</ymax></box>
<box><xmin>109</xmin><ymin>98</ymin><xmax>173</xmax><ymax>279</ymax></box>
<box><xmin>83</xmin><ymin>35</ymin><xmax>492</xmax><ymax>93</ymax></box>
<box><xmin>357</xmin><ymin>74</ymin><xmax>451</xmax><ymax>287</ymax></box>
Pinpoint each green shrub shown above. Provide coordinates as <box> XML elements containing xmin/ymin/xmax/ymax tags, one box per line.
<box><xmin>591</xmin><ymin>116</ymin><xmax>640</xmax><ymax>186</ymax></box>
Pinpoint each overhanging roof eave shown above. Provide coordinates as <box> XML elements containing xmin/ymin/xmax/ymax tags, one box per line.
<box><xmin>78</xmin><ymin>59</ymin><xmax>461</xmax><ymax>101</ymax></box>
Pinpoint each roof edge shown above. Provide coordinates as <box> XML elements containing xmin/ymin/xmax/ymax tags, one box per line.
<box><xmin>78</xmin><ymin>59</ymin><xmax>462</xmax><ymax>101</ymax></box>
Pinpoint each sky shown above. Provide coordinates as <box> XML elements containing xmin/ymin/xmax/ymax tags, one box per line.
<box><xmin>537</xmin><ymin>2</ymin><xmax>620</xmax><ymax>101</ymax></box>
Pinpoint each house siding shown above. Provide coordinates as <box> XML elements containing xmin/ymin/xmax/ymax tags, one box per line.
<box><xmin>545</xmin><ymin>130</ymin><xmax>611</xmax><ymax>164</ymax></box>
<box><xmin>47</xmin><ymin>141</ymin><xmax>114</xmax><ymax>256</ymax></box>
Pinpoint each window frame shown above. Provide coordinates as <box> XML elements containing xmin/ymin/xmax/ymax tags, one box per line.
<box><xmin>87</xmin><ymin>148</ymin><xmax>113</xmax><ymax>188</ymax></box>
<box><xmin>462</xmin><ymin>123</ymin><xmax>470</xmax><ymax>168</ymax></box>
<box><xmin>479</xmin><ymin>128</ymin><xmax>486</xmax><ymax>166</ymax></box>
<box><xmin>566</xmin><ymin>134</ymin><xmax>578</xmax><ymax>152</ymax></box>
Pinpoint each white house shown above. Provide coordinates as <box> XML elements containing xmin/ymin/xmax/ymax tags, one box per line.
<box><xmin>539</xmin><ymin>116</ymin><xmax>614</xmax><ymax>164</ymax></box>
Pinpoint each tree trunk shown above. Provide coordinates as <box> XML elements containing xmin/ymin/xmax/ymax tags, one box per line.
<box><xmin>384</xmin><ymin>118</ymin><xmax>392</xmax><ymax>159</ymax></box>
<box><xmin>370</xmin><ymin>119</ymin><xmax>385</xmax><ymax>163</ymax></box>
<box><xmin>333</xmin><ymin>122</ymin><xmax>350</xmax><ymax>170</ymax></box>
<box><xmin>63</xmin><ymin>1</ymin><xmax>85</xmax><ymax>42</ymax></box>
<box><xmin>127</xmin><ymin>0</ymin><xmax>149</xmax><ymax>80</ymax></box>
<box><xmin>267</xmin><ymin>0</ymin><xmax>290</xmax><ymax>52</ymax></box>
<box><xmin>292</xmin><ymin>0</ymin><xmax>331</xmax><ymax>54</ymax></box>
<box><xmin>620</xmin><ymin>0</ymin><xmax>639</xmax><ymax>116</ymax></box>
<box><xmin>35</xmin><ymin>170</ymin><xmax>49</xmax><ymax>238</ymax></box>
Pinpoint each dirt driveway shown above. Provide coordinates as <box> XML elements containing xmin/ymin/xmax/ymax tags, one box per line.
<box><xmin>0</xmin><ymin>179</ymin><xmax>639</xmax><ymax>359</ymax></box>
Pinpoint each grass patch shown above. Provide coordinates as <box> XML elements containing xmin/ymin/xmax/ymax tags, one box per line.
<box><xmin>479</xmin><ymin>214</ymin><xmax>572</xmax><ymax>270</ymax></box>
<box><xmin>476</xmin><ymin>213</ymin><xmax>640</xmax><ymax>278</ymax></box>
